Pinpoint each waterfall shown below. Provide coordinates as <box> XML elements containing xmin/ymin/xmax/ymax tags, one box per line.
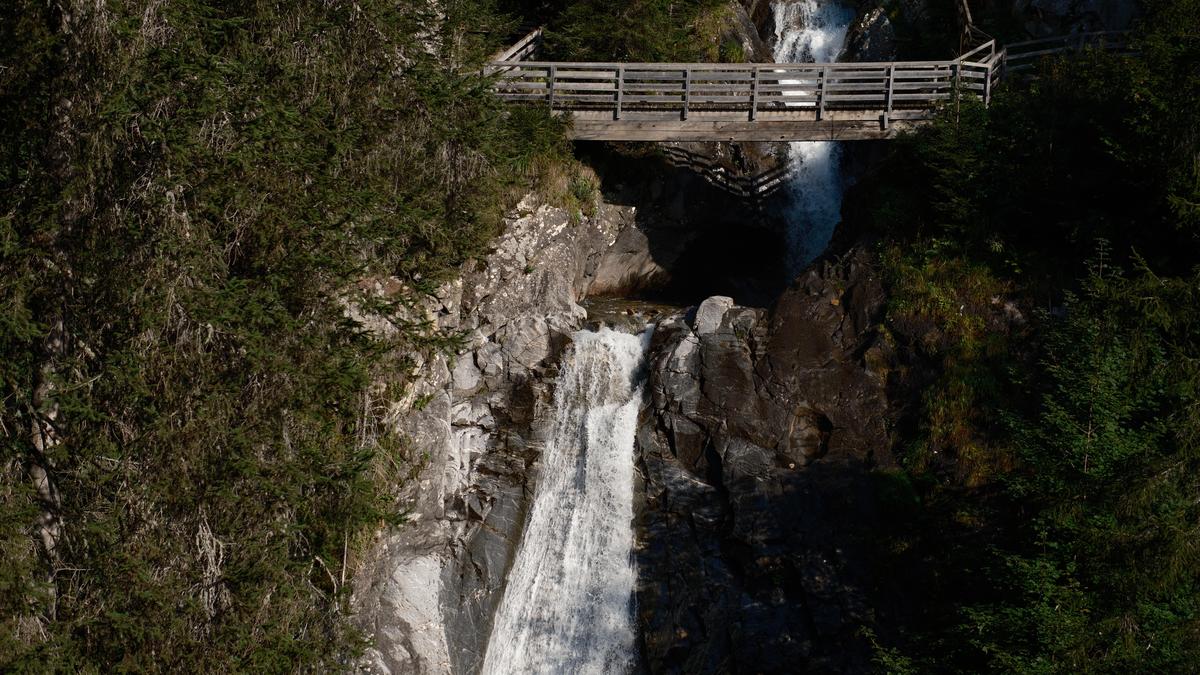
<box><xmin>481</xmin><ymin>327</ymin><xmax>651</xmax><ymax>675</ymax></box>
<box><xmin>772</xmin><ymin>0</ymin><xmax>855</xmax><ymax>275</ymax></box>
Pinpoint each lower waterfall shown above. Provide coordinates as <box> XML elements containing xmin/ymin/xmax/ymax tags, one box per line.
<box><xmin>773</xmin><ymin>0</ymin><xmax>855</xmax><ymax>274</ymax></box>
<box><xmin>480</xmin><ymin>327</ymin><xmax>651</xmax><ymax>675</ymax></box>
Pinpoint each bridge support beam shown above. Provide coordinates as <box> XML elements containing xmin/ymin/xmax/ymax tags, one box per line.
<box><xmin>567</xmin><ymin>119</ymin><xmax>924</xmax><ymax>142</ymax></box>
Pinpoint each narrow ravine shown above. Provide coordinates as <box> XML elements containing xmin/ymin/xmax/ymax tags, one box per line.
<box><xmin>773</xmin><ymin>0</ymin><xmax>855</xmax><ymax>274</ymax></box>
<box><xmin>480</xmin><ymin>327</ymin><xmax>651</xmax><ymax>675</ymax></box>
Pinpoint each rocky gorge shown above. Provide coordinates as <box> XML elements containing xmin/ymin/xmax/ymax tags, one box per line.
<box><xmin>350</xmin><ymin>0</ymin><xmax>1142</xmax><ymax>672</ymax></box>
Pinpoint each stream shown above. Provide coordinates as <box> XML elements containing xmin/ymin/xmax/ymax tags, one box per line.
<box><xmin>478</xmin><ymin>2</ymin><xmax>854</xmax><ymax>672</ymax></box>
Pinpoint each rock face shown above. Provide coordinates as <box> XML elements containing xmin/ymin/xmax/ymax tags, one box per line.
<box><xmin>726</xmin><ymin>0</ymin><xmax>775</xmax><ymax>62</ymax></box>
<box><xmin>580</xmin><ymin>146</ymin><xmax>788</xmax><ymax>305</ymax></box>
<box><xmin>352</xmin><ymin>195</ymin><xmax>632</xmax><ymax>674</ymax></box>
<box><xmin>635</xmin><ymin>248</ymin><xmax>897</xmax><ymax>672</ymax></box>
<box><xmin>846</xmin><ymin>6</ymin><xmax>898</xmax><ymax>62</ymax></box>
<box><xmin>1010</xmin><ymin>0</ymin><xmax>1137</xmax><ymax>36</ymax></box>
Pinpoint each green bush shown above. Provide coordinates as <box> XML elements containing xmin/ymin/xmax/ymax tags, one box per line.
<box><xmin>0</xmin><ymin>0</ymin><xmax>568</xmax><ymax>669</ymax></box>
<box><xmin>539</xmin><ymin>0</ymin><xmax>729</xmax><ymax>61</ymax></box>
<box><xmin>858</xmin><ymin>1</ymin><xmax>1200</xmax><ymax>669</ymax></box>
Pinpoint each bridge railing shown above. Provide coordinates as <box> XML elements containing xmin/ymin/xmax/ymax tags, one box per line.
<box><xmin>491</xmin><ymin>27</ymin><xmax>544</xmax><ymax>63</ymax></box>
<box><xmin>1002</xmin><ymin>30</ymin><xmax>1131</xmax><ymax>73</ymax></box>
<box><xmin>487</xmin><ymin>31</ymin><xmax>1126</xmax><ymax>128</ymax></box>
<box><xmin>487</xmin><ymin>57</ymin><xmax>990</xmax><ymax>125</ymax></box>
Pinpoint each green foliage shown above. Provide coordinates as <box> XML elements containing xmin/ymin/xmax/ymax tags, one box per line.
<box><xmin>965</xmin><ymin>263</ymin><xmax>1200</xmax><ymax>673</ymax></box>
<box><xmin>0</xmin><ymin>0</ymin><xmax>567</xmax><ymax>669</ymax></box>
<box><xmin>539</xmin><ymin>0</ymin><xmax>730</xmax><ymax>61</ymax></box>
<box><xmin>719</xmin><ymin>38</ymin><xmax>747</xmax><ymax>63</ymax></box>
<box><xmin>860</xmin><ymin>1</ymin><xmax>1200</xmax><ymax>670</ymax></box>
<box><xmin>861</xmin><ymin>27</ymin><xmax>1200</xmax><ymax>282</ymax></box>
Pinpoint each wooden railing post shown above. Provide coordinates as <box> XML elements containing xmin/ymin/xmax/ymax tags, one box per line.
<box><xmin>683</xmin><ymin>68</ymin><xmax>691</xmax><ymax>121</ymax></box>
<box><xmin>547</xmin><ymin>65</ymin><xmax>556</xmax><ymax>108</ymax></box>
<box><xmin>818</xmin><ymin>66</ymin><xmax>829</xmax><ymax>121</ymax></box>
<box><xmin>615</xmin><ymin>66</ymin><xmax>624</xmax><ymax>121</ymax></box>
<box><xmin>983</xmin><ymin>59</ymin><xmax>993</xmax><ymax>106</ymax></box>
<box><xmin>750</xmin><ymin>67</ymin><xmax>759</xmax><ymax>121</ymax></box>
<box><xmin>883</xmin><ymin>64</ymin><xmax>894</xmax><ymax>130</ymax></box>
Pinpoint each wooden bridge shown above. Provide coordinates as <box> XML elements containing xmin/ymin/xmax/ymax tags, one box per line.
<box><xmin>489</xmin><ymin>31</ymin><xmax>1127</xmax><ymax>141</ymax></box>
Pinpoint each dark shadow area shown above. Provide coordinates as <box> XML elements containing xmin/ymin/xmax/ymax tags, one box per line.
<box><xmin>578</xmin><ymin>143</ymin><xmax>791</xmax><ymax>307</ymax></box>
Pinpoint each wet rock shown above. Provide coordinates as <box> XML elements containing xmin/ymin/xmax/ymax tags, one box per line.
<box><xmin>726</xmin><ymin>1</ymin><xmax>774</xmax><ymax>62</ymax></box>
<box><xmin>847</xmin><ymin>7</ymin><xmax>897</xmax><ymax>62</ymax></box>
<box><xmin>693</xmin><ymin>295</ymin><xmax>735</xmax><ymax>335</ymax></box>
<box><xmin>588</xmin><ymin>220</ymin><xmax>682</xmax><ymax>297</ymax></box>
<box><xmin>1014</xmin><ymin>0</ymin><xmax>1137</xmax><ymax>35</ymax></box>
<box><xmin>352</xmin><ymin>195</ymin><xmax>635</xmax><ymax>674</ymax></box>
<box><xmin>636</xmin><ymin>247</ymin><xmax>895</xmax><ymax>673</ymax></box>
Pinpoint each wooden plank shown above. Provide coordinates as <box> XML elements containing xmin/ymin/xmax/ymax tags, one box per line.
<box><xmin>890</xmin><ymin>81</ymin><xmax>952</xmax><ymax>91</ymax></box>
<box><xmin>755</xmin><ymin>83</ymin><xmax>822</xmax><ymax>92</ymax></box>
<box><xmin>505</xmin><ymin>57</ymin><xmax>986</xmax><ymax>69</ymax></box>
<box><xmin>494</xmin><ymin>68</ymin><xmax>551</xmax><ymax>77</ymax></box>
<box><xmin>621</xmin><ymin>96</ymin><xmax>685</xmax><ymax>104</ymax></box>
<box><xmin>1005</xmin><ymin>46</ymin><xmax>1075</xmax><ymax>60</ymax></box>
<box><xmin>492</xmin><ymin>27</ymin><xmax>543</xmax><ymax>63</ymax></box>
<box><xmin>825</xmin><ymin>93</ymin><xmax>887</xmax><ymax>101</ymax></box>
<box><xmin>621</xmin><ymin>83</ymin><xmax>684</xmax><ymax>91</ymax></box>
<box><xmin>555</xmin><ymin>70</ymin><xmax>618</xmax><ymax>79</ymax></box>
<box><xmin>825</xmin><ymin>70</ymin><xmax>891</xmax><ymax>79</ymax></box>
<box><xmin>883</xmin><ymin>64</ymin><xmax>894</xmax><ymax>129</ymax></box>
<box><xmin>494</xmin><ymin>93</ymin><xmax>555</xmax><ymax>102</ymax></box>
<box><xmin>892</xmin><ymin>92</ymin><xmax>951</xmax><ymax>101</ymax></box>
<box><xmin>957</xmin><ymin>40</ymin><xmax>996</xmax><ymax>62</ymax></box>
<box><xmin>495</xmin><ymin>81</ymin><xmax>552</xmax><ymax>90</ymax></box>
<box><xmin>758</xmin><ymin>74</ymin><xmax>823</xmax><ymax>82</ymax></box>
<box><xmin>750</xmin><ymin>68</ymin><xmax>759</xmax><ymax>121</ymax></box>
<box><xmin>615</xmin><ymin>66</ymin><xmax>623</xmax><ymax>120</ymax></box>
<box><xmin>552</xmin><ymin>93</ymin><xmax>619</xmax><ymax>102</ymax></box>
<box><xmin>893</xmin><ymin>70</ymin><xmax>952</xmax><ymax>78</ymax></box>
<box><xmin>567</xmin><ymin>118</ymin><xmax>927</xmax><ymax>141</ymax></box>
<box><xmin>683</xmin><ymin>69</ymin><xmax>690</xmax><ymax>120</ymax></box>
<box><xmin>758</xmin><ymin>95</ymin><xmax>819</xmax><ymax>103</ymax></box>
<box><xmin>688</xmin><ymin>95</ymin><xmax>753</xmax><ymax>103</ymax></box>
<box><xmin>687</xmin><ymin>83</ymin><xmax>748</xmax><ymax>92</ymax></box>
<box><xmin>553</xmin><ymin>81</ymin><xmax>617</xmax><ymax>91</ymax></box>
<box><xmin>818</xmin><ymin>66</ymin><xmax>828</xmax><ymax>120</ymax></box>
<box><xmin>983</xmin><ymin>57</ymin><xmax>992</xmax><ymax>105</ymax></box>
<box><xmin>823</xmin><ymin>82</ymin><xmax>889</xmax><ymax>91</ymax></box>
<box><xmin>622</xmin><ymin>71</ymin><xmax>688</xmax><ymax>81</ymax></box>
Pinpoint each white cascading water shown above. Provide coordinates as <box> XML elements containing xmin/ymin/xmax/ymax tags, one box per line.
<box><xmin>773</xmin><ymin>0</ymin><xmax>855</xmax><ymax>274</ymax></box>
<box><xmin>481</xmin><ymin>327</ymin><xmax>651</xmax><ymax>675</ymax></box>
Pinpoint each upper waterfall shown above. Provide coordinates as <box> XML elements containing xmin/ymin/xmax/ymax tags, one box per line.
<box><xmin>772</xmin><ymin>0</ymin><xmax>855</xmax><ymax>275</ymax></box>
<box><xmin>480</xmin><ymin>327</ymin><xmax>651</xmax><ymax>675</ymax></box>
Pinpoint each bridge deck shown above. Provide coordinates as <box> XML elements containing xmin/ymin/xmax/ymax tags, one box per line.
<box><xmin>489</xmin><ymin>31</ymin><xmax>1128</xmax><ymax>142</ymax></box>
<box><xmin>566</xmin><ymin>110</ymin><xmax>931</xmax><ymax>141</ymax></box>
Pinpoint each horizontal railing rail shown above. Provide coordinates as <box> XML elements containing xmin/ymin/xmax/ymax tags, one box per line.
<box><xmin>1002</xmin><ymin>30</ymin><xmax>1131</xmax><ymax>72</ymax></box>
<box><xmin>657</xmin><ymin>146</ymin><xmax>793</xmax><ymax>201</ymax></box>
<box><xmin>491</xmin><ymin>27</ymin><xmax>543</xmax><ymax>63</ymax></box>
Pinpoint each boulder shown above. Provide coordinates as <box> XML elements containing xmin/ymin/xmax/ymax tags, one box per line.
<box><xmin>693</xmin><ymin>295</ymin><xmax>735</xmax><ymax>335</ymax></box>
<box><xmin>635</xmin><ymin>247</ymin><xmax>896</xmax><ymax>673</ymax></box>
<box><xmin>846</xmin><ymin>7</ymin><xmax>897</xmax><ymax>62</ymax></box>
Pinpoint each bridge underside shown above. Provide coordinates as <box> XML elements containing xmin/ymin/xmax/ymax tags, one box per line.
<box><xmin>562</xmin><ymin>109</ymin><xmax>933</xmax><ymax>141</ymax></box>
